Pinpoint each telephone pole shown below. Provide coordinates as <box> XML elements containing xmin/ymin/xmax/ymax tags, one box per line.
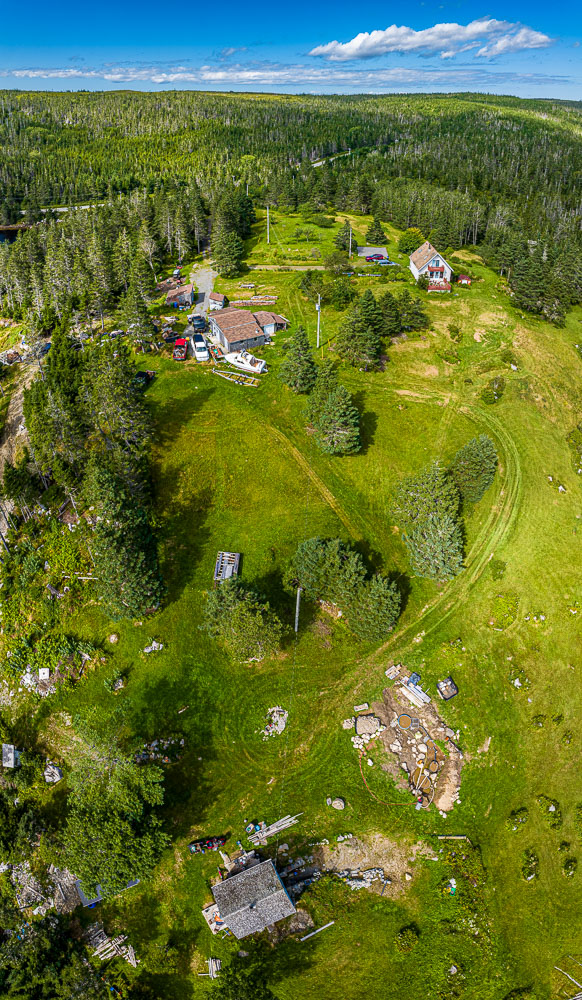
<box><xmin>267</xmin><ymin>205</ymin><xmax>270</xmax><ymax>245</ymax></box>
<box><xmin>316</xmin><ymin>294</ymin><xmax>321</xmax><ymax>349</ymax></box>
<box><xmin>349</xmin><ymin>227</ymin><xmax>352</xmax><ymax>258</ymax></box>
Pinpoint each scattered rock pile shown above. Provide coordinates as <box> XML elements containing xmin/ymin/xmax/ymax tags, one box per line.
<box><xmin>350</xmin><ymin>714</ymin><xmax>386</xmax><ymax>751</ymax></box>
<box><xmin>335</xmin><ymin>867</ymin><xmax>390</xmax><ymax>891</ymax></box>
<box><xmin>261</xmin><ymin>706</ymin><xmax>288</xmax><ymax>739</ymax></box>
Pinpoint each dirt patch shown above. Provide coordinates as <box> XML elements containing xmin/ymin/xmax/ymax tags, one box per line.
<box><xmin>422</xmin><ymin>365</ymin><xmax>439</xmax><ymax>378</ymax></box>
<box><xmin>312</xmin><ymin>833</ymin><xmax>431</xmax><ymax>897</ymax></box>
<box><xmin>473</xmin><ymin>331</ymin><xmax>483</xmax><ymax>342</ymax></box>
<box><xmin>478</xmin><ymin>310</ymin><xmax>507</xmax><ymax>326</ymax></box>
<box><xmin>365</xmin><ymin>684</ymin><xmax>464</xmax><ymax>814</ymax></box>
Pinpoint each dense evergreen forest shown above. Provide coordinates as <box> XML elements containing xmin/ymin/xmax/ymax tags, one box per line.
<box><xmin>1</xmin><ymin>90</ymin><xmax>581</xmax><ymax>323</ymax></box>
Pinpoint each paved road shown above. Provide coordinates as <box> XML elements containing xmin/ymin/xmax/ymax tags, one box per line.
<box><xmin>190</xmin><ymin>265</ymin><xmax>218</xmax><ymax>315</ymax></box>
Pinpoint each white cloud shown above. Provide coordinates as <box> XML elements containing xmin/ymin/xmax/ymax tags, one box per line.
<box><xmin>309</xmin><ymin>17</ymin><xmax>552</xmax><ymax>61</ymax></box>
<box><xmin>0</xmin><ymin>60</ymin><xmax>567</xmax><ymax>90</ymax></box>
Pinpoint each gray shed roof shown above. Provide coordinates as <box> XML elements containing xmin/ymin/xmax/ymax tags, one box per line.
<box><xmin>212</xmin><ymin>860</ymin><xmax>295</xmax><ymax>939</ymax></box>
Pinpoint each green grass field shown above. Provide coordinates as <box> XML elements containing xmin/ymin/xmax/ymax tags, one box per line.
<box><xmin>23</xmin><ymin>214</ymin><xmax>582</xmax><ymax>999</ymax></box>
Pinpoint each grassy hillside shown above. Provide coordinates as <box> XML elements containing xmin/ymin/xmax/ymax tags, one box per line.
<box><xmin>20</xmin><ymin>205</ymin><xmax>582</xmax><ymax>998</ymax></box>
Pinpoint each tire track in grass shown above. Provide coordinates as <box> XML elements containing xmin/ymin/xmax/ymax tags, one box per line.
<box><xmin>369</xmin><ymin>398</ymin><xmax>523</xmax><ymax>659</ymax></box>
<box><xmin>265</xmin><ymin>424</ymin><xmax>364</xmax><ymax>541</ymax></box>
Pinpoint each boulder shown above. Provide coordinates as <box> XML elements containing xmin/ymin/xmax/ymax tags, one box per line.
<box><xmin>355</xmin><ymin>714</ymin><xmax>382</xmax><ymax>736</ymax></box>
<box><xmin>331</xmin><ymin>798</ymin><xmax>345</xmax><ymax>810</ymax></box>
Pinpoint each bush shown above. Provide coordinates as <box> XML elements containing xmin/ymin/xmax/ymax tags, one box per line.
<box><xmin>521</xmin><ymin>848</ymin><xmax>539</xmax><ymax>882</ymax></box>
<box><xmin>396</xmin><ymin>924</ymin><xmax>419</xmax><ymax>953</ymax></box>
<box><xmin>563</xmin><ymin>857</ymin><xmax>578</xmax><ymax>878</ymax></box>
<box><xmin>481</xmin><ymin>376</ymin><xmax>505</xmax><ymax>404</ymax></box>
<box><xmin>450</xmin><ymin>435</ymin><xmax>498</xmax><ymax>504</ymax></box>
<box><xmin>537</xmin><ymin>795</ymin><xmax>562</xmax><ymax>828</ymax></box>
<box><xmin>506</xmin><ymin>807</ymin><xmax>528</xmax><ymax>833</ymax></box>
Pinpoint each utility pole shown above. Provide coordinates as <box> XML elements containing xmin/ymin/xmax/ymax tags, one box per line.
<box><xmin>246</xmin><ymin>182</ymin><xmax>249</xmax><ymax>196</ymax></box>
<box><xmin>349</xmin><ymin>227</ymin><xmax>352</xmax><ymax>258</ymax></box>
<box><xmin>267</xmin><ymin>205</ymin><xmax>270</xmax><ymax>245</ymax></box>
<box><xmin>294</xmin><ymin>587</ymin><xmax>302</xmax><ymax>634</ymax></box>
<box><xmin>316</xmin><ymin>294</ymin><xmax>321</xmax><ymax>349</ymax></box>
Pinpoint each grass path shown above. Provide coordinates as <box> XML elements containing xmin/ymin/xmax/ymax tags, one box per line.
<box><xmin>368</xmin><ymin>393</ymin><xmax>523</xmax><ymax>659</ymax></box>
<box><xmin>265</xmin><ymin>424</ymin><xmax>363</xmax><ymax>540</ymax></box>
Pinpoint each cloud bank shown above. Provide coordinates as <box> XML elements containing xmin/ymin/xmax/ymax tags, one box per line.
<box><xmin>309</xmin><ymin>17</ymin><xmax>552</xmax><ymax>61</ymax></box>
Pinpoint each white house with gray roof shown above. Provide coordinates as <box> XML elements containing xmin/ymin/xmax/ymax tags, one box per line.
<box><xmin>409</xmin><ymin>241</ymin><xmax>452</xmax><ymax>285</ymax></box>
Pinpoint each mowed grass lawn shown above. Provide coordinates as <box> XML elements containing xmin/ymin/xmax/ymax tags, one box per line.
<box><xmin>54</xmin><ymin>225</ymin><xmax>582</xmax><ymax>999</ymax></box>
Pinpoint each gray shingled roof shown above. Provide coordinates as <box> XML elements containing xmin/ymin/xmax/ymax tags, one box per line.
<box><xmin>212</xmin><ymin>860</ymin><xmax>295</xmax><ymax>939</ymax></box>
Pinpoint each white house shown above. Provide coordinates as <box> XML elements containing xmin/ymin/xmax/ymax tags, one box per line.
<box><xmin>209</xmin><ymin>307</ymin><xmax>287</xmax><ymax>353</ymax></box>
<box><xmin>409</xmin><ymin>242</ymin><xmax>452</xmax><ymax>285</ymax></box>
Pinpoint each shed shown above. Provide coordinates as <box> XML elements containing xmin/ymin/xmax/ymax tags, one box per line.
<box><xmin>214</xmin><ymin>551</ymin><xmax>240</xmax><ymax>583</ymax></box>
<box><xmin>458</xmin><ymin>275</ymin><xmax>472</xmax><ymax>286</ymax></box>
<box><xmin>211</xmin><ymin>859</ymin><xmax>295</xmax><ymax>939</ymax></box>
<box><xmin>166</xmin><ymin>284</ymin><xmax>196</xmax><ymax>308</ymax></box>
<box><xmin>209</xmin><ymin>292</ymin><xmax>228</xmax><ymax>311</ymax></box>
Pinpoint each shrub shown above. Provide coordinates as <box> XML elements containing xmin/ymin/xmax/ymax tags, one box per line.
<box><xmin>537</xmin><ymin>795</ymin><xmax>562</xmax><ymax>828</ymax></box>
<box><xmin>563</xmin><ymin>857</ymin><xmax>577</xmax><ymax>878</ymax></box>
<box><xmin>450</xmin><ymin>435</ymin><xmax>498</xmax><ymax>504</ymax></box>
<box><xmin>521</xmin><ymin>848</ymin><xmax>539</xmax><ymax>881</ymax></box>
<box><xmin>481</xmin><ymin>376</ymin><xmax>505</xmax><ymax>404</ymax></box>
<box><xmin>396</xmin><ymin>924</ymin><xmax>419</xmax><ymax>953</ymax></box>
<box><xmin>489</xmin><ymin>557</ymin><xmax>506</xmax><ymax>580</ymax></box>
<box><xmin>506</xmin><ymin>807</ymin><xmax>528</xmax><ymax>833</ymax></box>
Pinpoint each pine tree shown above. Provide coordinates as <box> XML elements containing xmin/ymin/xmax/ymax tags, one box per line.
<box><xmin>138</xmin><ymin>220</ymin><xmax>159</xmax><ymax>281</ymax></box>
<box><xmin>284</xmin><ymin>537</ymin><xmax>331</xmax><ymax>600</ymax></box>
<box><xmin>378</xmin><ymin>290</ymin><xmax>401</xmax><ymax>336</ymax></box>
<box><xmin>120</xmin><ymin>257</ymin><xmax>152</xmax><ymax>346</ymax></box>
<box><xmin>366</xmin><ymin>217</ymin><xmax>387</xmax><ymax>244</ymax></box>
<box><xmin>279</xmin><ymin>325</ymin><xmax>316</xmax><ymax>393</ymax></box>
<box><xmin>396</xmin><ymin>289</ymin><xmax>429</xmax><ymax>331</ymax></box>
<box><xmin>450</xmin><ymin>435</ymin><xmax>498</xmax><ymax>503</ymax></box>
<box><xmin>203</xmin><ymin>580</ymin><xmax>284</xmax><ymax>662</ymax></box>
<box><xmin>407</xmin><ymin>513</ymin><xmax>463</xmax><ymax>581</ymax></box>
<box><xmin>349</xmin><ymin>575</ymin><xmax>401</xmax><ymax>641</ymax></box>
<box><xmin>314</xmin><ymin>385</ymin><xmax>360</xmax><ymax>455</ymax></box>
<box><xmin>393</xmin><ymin>461</ymin><xmax>459</xmax><ymax>528</ymax></box>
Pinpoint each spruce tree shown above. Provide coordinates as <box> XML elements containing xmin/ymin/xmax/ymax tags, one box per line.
<box><xmin>366</xmin><ymin>217</ymin><xmax>387</xmax><ymax>244</ymax></box>
<box><xmin>212</xmin><ymin>228</ymin><xmax>244</xmax><ymax>277</ymax></box>
<box><xmin>398</xmin><ymin>227</ymin><xmax>425</xmax><ymax>255</ymax></box>
<box><xmin>314</xmin><ymin>385</ymin><xmax>361</xmax><ymax>455</ymax></box>
<box><xmin>284</xmin><ymin>537</ymin><xmax>331</xmax><ymax>600</ymax></box>
<box><xmin>335</xmin><ymin>316</ymin><xmax>380</xmax><ymax>369</ymax></box>
<box><xmin>349</xmin><ymin>575</ymin><xmax>401</xmax><ymax>641</ymax></box>
<box><xmin>393</xmin><ymin>461</ymin><xmax>459</xmax><ymax>528</ymax></box>
<box><xmin>407</xmin><ymin>513</ymin><xmax>463</xmax><ymax>581</ymax></box>
<box><xmin>379</xmin><ymin>290</ymin><xmax>401</xmax><ymax>336</ymax></box>
<box><xmin>396</xmin><ymin>289</ymin><xmax>429</xmax><ymax>331</ymax></box>
<box><xmin>358</xmin><ymin>288</ymin><xmax>384</xmax><ymax>335</ymax></box>
<box><xmin>279</xmin><ymin>325</ymin><xmax>316</xmax><ymax>393</ymax></box>
<box><xmin>307</xmin><ymin>359</ymin><xmax>338</xmax><ymax>424</ymax></box>
<box><xmin>450</xmin><ymin>435</ymin><xmax>498</xmax><ymax>503</ymax></box>
<box><xmin>84</xmin><ymin>459</ymin><xmax>164</xmax><ymax>619</ymax></box>
<box><xmin>334</xmin><ymin>219</ymin><xmax>355</xmax><ymax>254</ymax></box>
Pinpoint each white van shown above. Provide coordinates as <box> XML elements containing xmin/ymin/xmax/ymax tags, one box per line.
<box><xmin>193</xmin><ymin>333</ymin><xmax>209</xmax><ymax>362</ymax></box>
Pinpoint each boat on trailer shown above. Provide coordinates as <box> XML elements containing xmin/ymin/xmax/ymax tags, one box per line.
<box><xmin>224</xmin><ymin>350</ymin><xmax>268</xmax><ymax>374</ymax></box>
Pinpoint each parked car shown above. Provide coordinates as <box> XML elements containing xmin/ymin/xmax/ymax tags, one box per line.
<box><xmin>192</xmin><ymin>315</ymin><xmax>206</xmax><ymax>331</ymax></box>
<box><xmin>378</xmin><ymin>259</ymin><xmax>397</xmax><ymax>266</ymax></box>
<box><xmin>365</xmin><ymin>254</ymin><xmax>386</xmax><ymax>262</ymax></box>
<box><xmin>172</xmin><ymin>338</ymin><xmax>188</xmax><ymax>361</ymax></box>
<box><xmin>193</xmin><ymin>333</ymin><xmax>209</xmax><ymax>361</ymax></box>
<box><xmin>172</xmin><ymin>268</ymin><xmax>181</xmax><ymax>278</ymax></box>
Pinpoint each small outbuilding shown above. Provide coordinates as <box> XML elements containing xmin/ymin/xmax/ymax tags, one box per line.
<box><xmin>2</xmin><ymin>743</ymin><xmax>21</xmax><ymax>769</ymax></box>
<box><xmin>458</xmin><ymin>275</ymin><xmax>472</xmax><ymax>286</ymax></box>
<box><xmin>211</xmin><ymin>859</ymin><xmax>295</xmax><ymax>939</ymax></box>
<box><xmin>209</xmin><ymin>292</ymin><xmax>228</xmax><ymax>311</ymax></box>
<box><xmin>166</xmin><ymin>284</ymin><xmax>196</xmax><ymax>308</ymax></box>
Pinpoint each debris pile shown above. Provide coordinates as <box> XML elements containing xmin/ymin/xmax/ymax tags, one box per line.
<box><xmin>335</xmin><ymin>867</ymin><xmax>390</xmax><ymax>891</ymax></box>
<box><xmin>261</xmin><ymin>706</ymin><xmax>288</xmax><ymax>740</ymax></box>
<box><xmin>350</xmin><ymin>714</ymin><xmax>386</xmax><ymax>751</ymax></box>
<box><xmin>143</xmin><ymin>640</ymin><xmax>164</xmax><ymax>653</ymax></box>
<box><xmin>135</xmin><ymin>737</ymin><xmax>184</xmax><ymax>763</ymax></box>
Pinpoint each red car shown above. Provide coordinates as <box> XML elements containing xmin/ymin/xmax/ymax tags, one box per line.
<box><xmin>365</xmin><ymin>254</ymin><xmax>386</xmax><ymax>262</ymax></box>
<box><xmin>172</xmin><ymin>338</ymin><xmax>188</xmax><ymax>361</ymax></box>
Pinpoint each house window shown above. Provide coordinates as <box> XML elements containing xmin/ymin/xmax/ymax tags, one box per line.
<box><xmin>434</xmin><ymin>259</ymin><xmax>440</xmax><ymax>266</ymax></box>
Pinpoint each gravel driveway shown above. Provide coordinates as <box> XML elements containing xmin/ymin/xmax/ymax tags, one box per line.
<box><xmin>190</xmin><ymin>265</ymin><xmax>218</xmax><ymax>316</ymax></box>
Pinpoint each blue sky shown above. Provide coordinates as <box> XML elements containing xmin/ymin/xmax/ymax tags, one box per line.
<box><xmin>0</xmin><ymin>0</ymin><xmax>580</xmax><ymax>98</ymax></box>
